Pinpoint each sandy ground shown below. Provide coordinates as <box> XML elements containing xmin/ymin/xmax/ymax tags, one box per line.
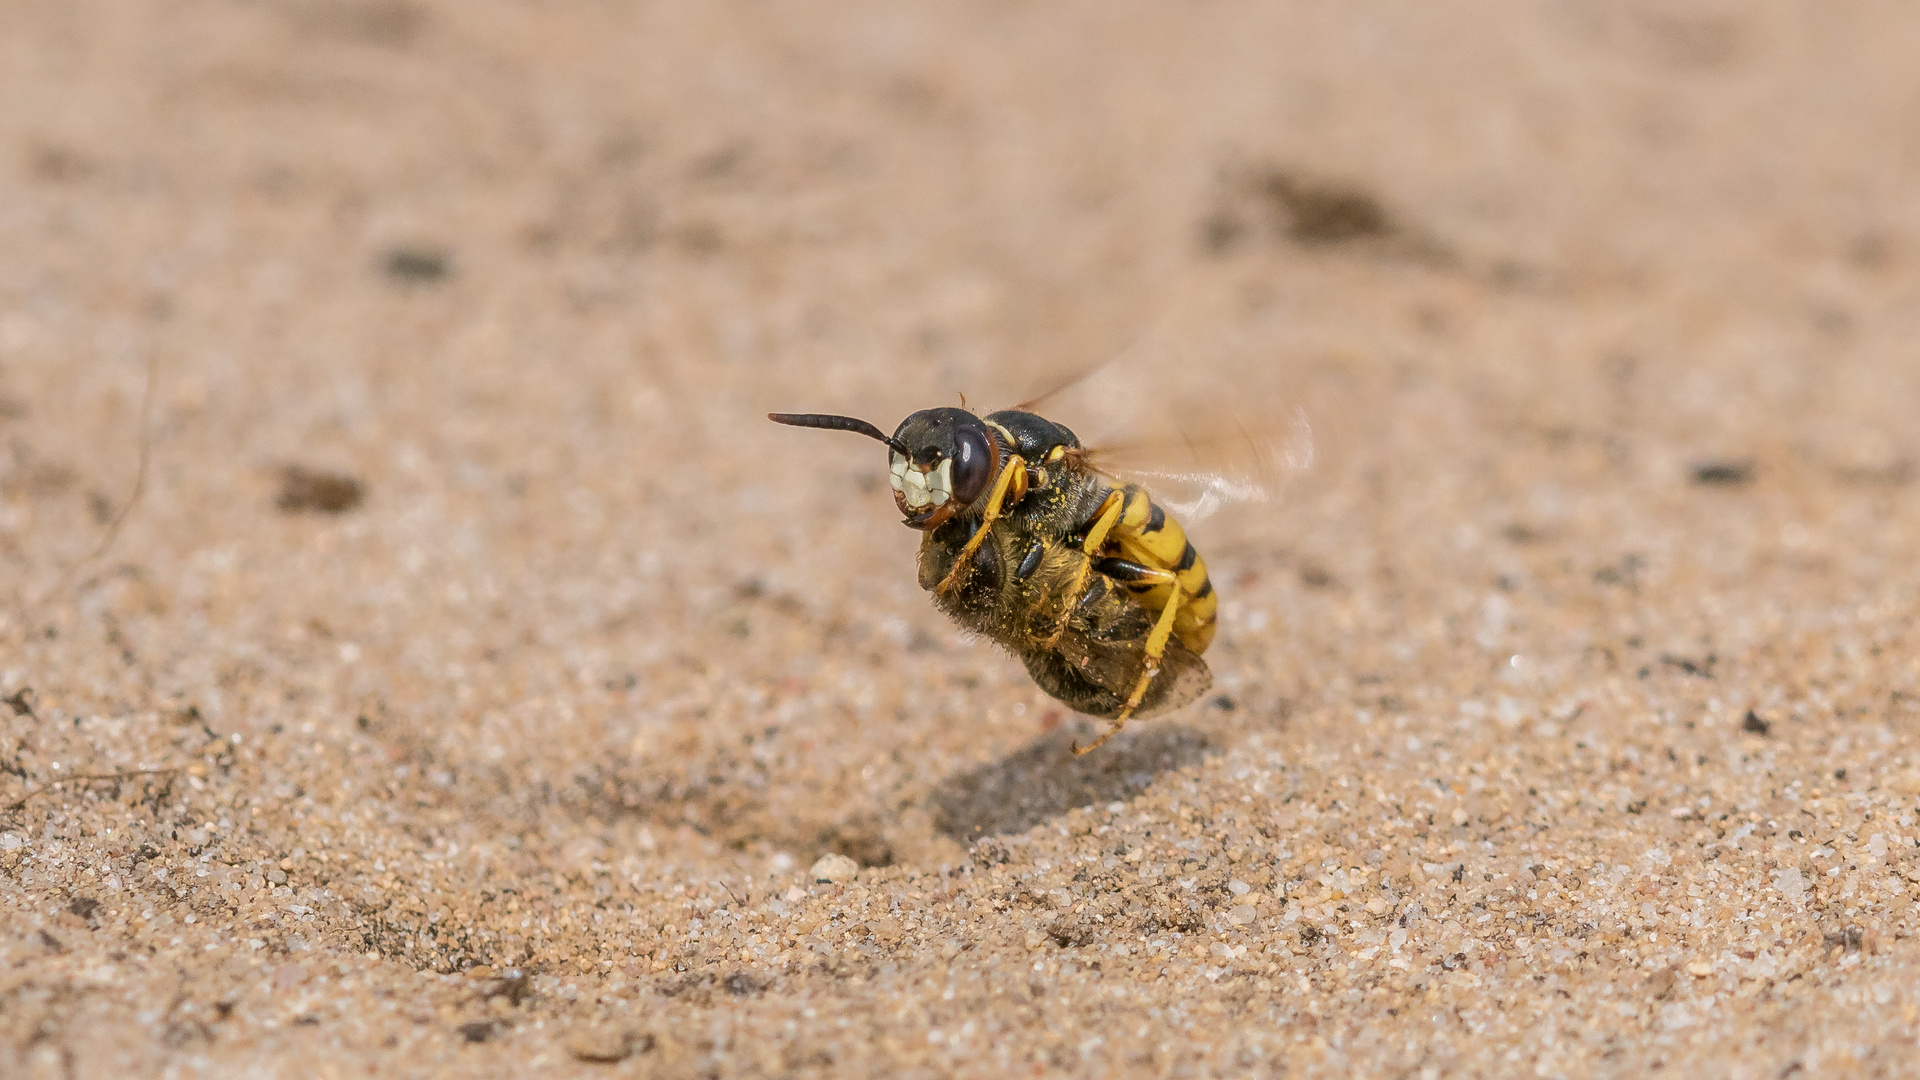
<box><xmin>4</xmin><ymin>1</ymin><xmax>1920</xmax><ymax>1076</ymax></box>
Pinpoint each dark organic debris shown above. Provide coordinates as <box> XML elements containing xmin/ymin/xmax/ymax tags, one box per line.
<box><xmin>1691</xmin><ymin>459</ymin><xmax>1754</xmax><ymax>486</ymax></box>
<box><xmin>3</xmin><ymin>687</ymin><xmax>37</xmax><ymax>719</ymax></box>
<box><xmin>383</xmin><ymin>246</ymin><xmax>452</xmax><ymax>283</ymax></box>
<box><xmin>1741</xmin><ymin>710</ymin><xmax>1771</xmax><ymax>736</ymax></box>
<box><xmin>1824</xmin><ymin>925</ymin><xmax>1866</xmax><ymax>952</ymax></box>
<box><xmin>1297</xmin><ymin>563</ymin><xmax>1337</xmax><ymax>589</ymax></box>
<box><xmin>1592</xmin><ymin>555</ymin><xmax>1646</xmax><ymax>589</ymax></box>
<box><xmin>68</xmin><ymin>896</ymin><xmax>99</xmax><ymax>919</ymax></box>
<box><xmin>816</xmin><ymin>816</ymin><xmax>895</xmax><ymax>870</ymax></box>
<box><xmin>457</xmin><ymin>1020</ymin><xmax>496</xmax><ymax>1044</ymax></box>
<box><xmin>1048</xmin><ymin>917</ymin><xmax>1098</xmax><ymax>948</ymax></box>
<box><xmin>479</xmin><ymin>970</ymin><xmax>533</xmax><ymax>1006</ymax></box>
<box><xmin>277</xmin><ymin>466</ymin><xmax>365</xmax><ymax>514</ymax></box>
<box><xmin>1502</xmin><ymin>523</ymin><xmax>1546</xmax><ymax>545</ymax></box>
<box><xmin>1660</xmin><ymin>653</ymin><xmax>1717</xmax><ymax>679</ymax></box>
<box><xmin>1262</xmin><ymin>171</ymin><xmax>1394</xmax><ymax>244</ymax></box>
<box><xmin>1200</xmin><ymin>165</ymin><xmax>1438</xmax><ymax>259</ymax></box>
<box><xmin>662</xmin><ymin>969</ymin><xmax>768</xmax><ymax>1003</ymax></box>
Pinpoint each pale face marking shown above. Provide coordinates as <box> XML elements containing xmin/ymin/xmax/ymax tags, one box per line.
<box><xmin>888</xmin><ymin>451</ymin><xmax>956</xmax><ymax>510</ymax></box>
<box><xmin>929</xmin><ymin>458</ymin><xmax>953</xmax><ymax>505</ymax></box>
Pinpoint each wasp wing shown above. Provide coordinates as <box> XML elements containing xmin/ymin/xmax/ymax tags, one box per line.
<box><xmin>1005</xmin><ymin>321</ymin><xmax>1338</xmax><ymax>522</ymax></box>
<box><xmin>1068</xmin><ymin>400</ymin><xmax>1316</xmax><ymax>521</ymax></box>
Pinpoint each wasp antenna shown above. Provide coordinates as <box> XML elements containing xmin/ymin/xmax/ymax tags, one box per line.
<box><xmin>768</xmin><ymin>412</ymin><xmax>905</xmax><ymax>453</ymax></box>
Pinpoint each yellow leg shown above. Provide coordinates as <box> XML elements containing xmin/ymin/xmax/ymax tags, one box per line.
<box><xmin>1070</xmin><ymin>721</ymin><xmax>1129</xmax><ymax>756</ymax></box>
<box><xmin>1041</xmin><ymin>489</ymin><xmax>1128</xmax><ymax>647</ymax></box>
<box><xmin>935</xmin><ymin>454</ymin><xmax>1026</xmax><ymax>596</ymax></box>
<box><xmin>1078</xmin><ymin>489</ymin><xmax>1129</xmax><ymax>553</ymax></box>
<box><xmin>1071</xmin><ymin>565</ymin><xmax>1185</xmax><ymax>756</ymax></box>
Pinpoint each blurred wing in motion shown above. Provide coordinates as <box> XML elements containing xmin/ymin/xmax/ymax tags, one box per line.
<box><xmin>1010</xmin><ymin>326</ymin><xmax>1337</xmax><ymax>522</ymax></box>
<box><xmin>1072</xmin><ymin>402</ymin><xmax>1315</xmax><ymax>521</ymax></box>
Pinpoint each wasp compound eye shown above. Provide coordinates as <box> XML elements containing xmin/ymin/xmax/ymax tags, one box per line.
<box><xmin>949</xmin><ymin>425</ymin><xmax>993</xmax><ymax>506</ymax></box>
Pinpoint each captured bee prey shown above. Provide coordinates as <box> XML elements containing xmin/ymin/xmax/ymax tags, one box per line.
<box><xmin>769</xmin><ymin>365</ymin><xmax>1314</xmax><ymax>754</ymax></box>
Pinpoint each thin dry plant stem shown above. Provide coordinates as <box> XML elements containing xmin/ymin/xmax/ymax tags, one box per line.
<box><xmin>28</xmin><ymin>350</ymin><xmax>159</xmax><ymax>610</ymax></box>
<box><xmin>3</xmin><ymin>766</ymin><xmax>181</xmax><ymax>812</ymax></box>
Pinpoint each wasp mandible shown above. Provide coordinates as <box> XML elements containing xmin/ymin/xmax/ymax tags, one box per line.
<box><xmin>769</xmin><ymin>397</ymin><xmax>1241</xmax><ymax>755</ymax></box>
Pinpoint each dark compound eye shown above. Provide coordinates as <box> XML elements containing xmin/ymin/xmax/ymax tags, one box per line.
<box><xmin>949</xmin><ymin>425</ymin><xmax>993</xmax><ymax>506</ymax></box>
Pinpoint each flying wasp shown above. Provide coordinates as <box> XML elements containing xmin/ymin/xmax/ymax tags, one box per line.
<box><xmin>769</xmin><ymin>378</ymin><xmax>1303</xmax><ymax>754</ymax></box>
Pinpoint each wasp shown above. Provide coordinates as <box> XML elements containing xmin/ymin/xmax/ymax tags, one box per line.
<box><xmin>769</xmin><ymin>399</ymin><xmax>1232</xmax><ymax>754</ymax></box>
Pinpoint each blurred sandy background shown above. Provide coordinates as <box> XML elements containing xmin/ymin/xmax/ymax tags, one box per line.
<box><xmin>4</xmin><ymin>1</ymin><xmax>1920</xmax><ymax>1076</ymax></box>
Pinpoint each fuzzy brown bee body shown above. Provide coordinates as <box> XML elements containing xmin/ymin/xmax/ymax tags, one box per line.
<box><xmin>770</xmin><ymin>404</ymin><xmax>1219</xmax><ymax>753</ymax></box>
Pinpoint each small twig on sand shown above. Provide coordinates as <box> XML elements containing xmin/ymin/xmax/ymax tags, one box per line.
<box><xmin>3</xmin><ymin>766</ymin><xmax>181</xmax><ymax>812</ymax></box>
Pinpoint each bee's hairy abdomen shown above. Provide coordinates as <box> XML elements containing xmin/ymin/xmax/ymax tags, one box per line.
<box><xmin>1008</xmin><ymin>539</ymin><xmax>1211</xmax><ymax>719</ymax></box>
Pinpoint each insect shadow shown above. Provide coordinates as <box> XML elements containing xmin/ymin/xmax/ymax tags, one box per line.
<box><xmin>928</xmin><ymin>723</ymin><xmax>1215</xmax><ymax>841</ymax></box>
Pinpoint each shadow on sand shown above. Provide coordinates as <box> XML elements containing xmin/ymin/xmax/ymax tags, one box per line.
<box><xmin>929</xmin><ymin>723</ymin><xmax>1215</xmax><ymax>841</ymax></box>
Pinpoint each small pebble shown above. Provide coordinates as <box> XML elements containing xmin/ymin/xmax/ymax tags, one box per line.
<box><xmin>810</xmin><ymin>853</ymin><xmax>859</xmax><ymax>883</ymax></box>
<box><xmin>1772</xmin><ymin>868</ymin><xmax>1807</xmax><ymax>900</ymax></box>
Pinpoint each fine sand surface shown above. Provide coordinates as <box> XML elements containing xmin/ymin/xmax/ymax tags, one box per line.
<box><xmin>5</xmin><ymin>2</ymin><xmax>1920</xmax><ymax>1076</ymax></box>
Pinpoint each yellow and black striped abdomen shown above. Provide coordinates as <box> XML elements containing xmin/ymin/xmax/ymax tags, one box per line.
<box><xmin>1103</xmin><ymin>485</ymin><xmax>1217</xmax><ymax>655</ymax></box>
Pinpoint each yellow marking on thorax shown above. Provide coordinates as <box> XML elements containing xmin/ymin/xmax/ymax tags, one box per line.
<box><xmin>984</xmin><ymin>419</ymin><xmax>1029</xmax><ymax>504</ymax></box>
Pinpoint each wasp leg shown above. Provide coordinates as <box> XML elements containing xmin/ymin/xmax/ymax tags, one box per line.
<box><xmin>1040</xmin><ymin>488</ymin><xmax>1128</xmax><ymax>647</ymax></box>
<box><xmin>1070</xmin><ymin>558</ymin><xmax>1184</xmax><ymax>756</ymax></box>
<box><xmin>934</xmin><ymin>454</ymin><xmax>1028</xmax><ymax>596</ymax></box>
<box><xmin>1070</xmin><ymin>719</ymin><xmax>1130</xmax><ymax>756</ymax></box>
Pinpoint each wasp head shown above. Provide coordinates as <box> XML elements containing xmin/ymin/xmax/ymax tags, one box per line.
<box><xmin>768</xmin><ymin>406</ymin><xmax>1000</xmax><ymax>531</ymax></box>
